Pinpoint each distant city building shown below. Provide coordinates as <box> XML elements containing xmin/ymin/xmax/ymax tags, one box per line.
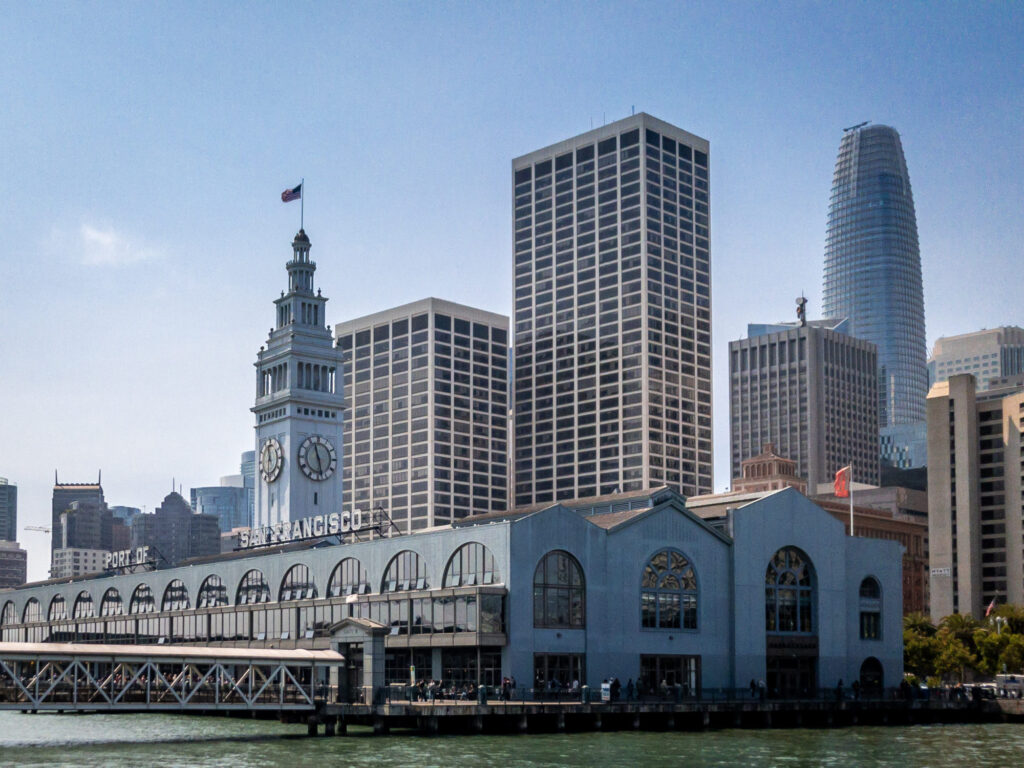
<box><xmin>51</xmin><ymin>474</ymin><xmax>104</xmax><ymax>553</ymax></box>
<box><xmin>731</xmin><ymin>444</ymin><xmax>806</xmax><ymax>495</ymax></box>
<box><xmin>191</xmin><ymin>484</ymin><xmax>251</xmax><ymax>532</ymax></box>
<box><xmin>512</xmin><ymin>114</ymin><xmax>713</xmax><ymax>505</ymax></box>
<box><xmin>879</xmin><ymin>422</ymin><xmax>927</xmax><ymax>471</ymax></box>
<box><xmin>130</xmin><ymin>491</ymin><xmax>220</xmax><ymax>567</ymax></box>
<box><xmin>729</xmin><ymin>317</ymin><xmax>879</xmax><ymax>487</ymax></box>
<box><xmin>0</xmin><ymin>478</ymin><xmax>16</xmax><ymax>542</ymax></box>
<box><xmin>822</xmin><ymin>123</ymin><xmax>928</xmax><ymax>429</ymax></box>
<box><xmin>50</xmin><ymin>547</ymin><xmax>107</xmax><ymax>579</ymax></box>
<box><xmin>927</xmin><ymin>374</ymin><xmax>1024</xmax><ymax>620</ymax></box>
<box><xmin>0</xmin><ymin>540</ymin><xmax>27</xmax><ymax>589</ymax></box>
<box><xmin>109</xmin><ymin>506</ymin><xmax>141</xmax><ymax>524</ymax></box>
<box><xmin>336</xmin><ymin>298</ymin><xmax>510</xmax><ymax>531</ymax></box>
<box><xmin>812</xmin><ymin>484</ymin><xmax>928</xmax><ymax>524</ymax></box>
<box><xmin>240</xmin><ymin>450</ymin><xmax>256</xmax><ymax>523</ymax></box>
<box><xmin>928</xmin><ymin>326</ymin><xmax>1024</xmax><ymax>390</ymax></box>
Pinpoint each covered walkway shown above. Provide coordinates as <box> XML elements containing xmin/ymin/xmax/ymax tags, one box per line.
<box><xmin>0</xmin><ymin>642</ymin><xmax>342</xmax><ymax>712</ymax></box>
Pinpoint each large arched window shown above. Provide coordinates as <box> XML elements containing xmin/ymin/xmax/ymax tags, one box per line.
<box><xmin>198</xmin><ymin>575</ymin><xmax>228</xmax><ymax>608</ymax></box>
<box><xmin>236</xmin><ymin>570</ymin><xmax>271</xmax><ymax>605</ymax></box>
<box><xmin>129</xmin><ymin>584</ymin><xmax>155</xmax><ymax>614</ymax></box>
<box><xmin>23</xmin><ymin>598</ymin><xmax>42</xmax><ymax>623</ymax></box>
<box><xmin>765</xmin><ymin>547</ymin><xmax>814</xmax><ymax>633</ymax></box>
<box><xmin>382</xmin><ymin>550</ymin><xmax>428</xmax><ymax>592</ymax></box>
<box><xmin>100</xmin><ymin>588</ymin><xmax>123</xmax><ymax>617</ymax></box>
<box><xmin>533</xmin><ymin>550</ymin><xmax>585</xmax><ymax>628</ymax></box>
<box><xmin>73</xmin><ymin>591</ymin><xmax>95</xmax><ymax>619</ymax></box>
<box><xmin>280</xmin><ymin>564</ymin><xmax>317</xmax><ymax>601</ymax></box>
<box><xmin>49</xmin><ymin>594</ymin><xmax>68</xmax><ymax>621</ymax></box>
<box><xmin>0</xmin><ymin>601</ymin><xmax>15</xmax><ymax>626</ymax></box>
<box><xmin>328</xmin><ymin>558</ymin><xmax>369</xmax><ymax>597</ymax></box>
<box><xmin>859</xmin><ymin>577</ymin><xmax>882</xmax><ymax>640</ymax></box>
<box><xmin>161</xmin><ymin>580</ymin><xmax>190</xmax><ymax>612</ymax></box>
<box><xmin>444</xmin><ymin>542</ymin><xmax>500</xmax><ymax>587</ymax></box>
<box><xmin>641</xmin><ymin>548</ymin><xmax>698</xmax><ymax>630</ymax></box>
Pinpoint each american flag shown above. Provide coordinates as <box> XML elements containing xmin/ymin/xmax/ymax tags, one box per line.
<box><xmin>281</xmin><ymin>183</ymin><xmax>302</xmax><ymax>203</ymax></box>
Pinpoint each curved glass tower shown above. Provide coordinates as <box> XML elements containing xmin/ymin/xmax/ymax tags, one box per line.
<box><xmin>822</xmin><ymin>124</ymin><xmax>927</xmax><ymax>427</ymax></box>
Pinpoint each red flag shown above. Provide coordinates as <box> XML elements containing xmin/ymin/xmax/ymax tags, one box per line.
<box><xmin>834</xmin><ymin>466</ymin><xmax>851</xmax><ymax>498</ymax></box>
<box><xmin>986</xmin><ymin>598</ymin><xmax>997</xmax><ymax>617</ymax></box>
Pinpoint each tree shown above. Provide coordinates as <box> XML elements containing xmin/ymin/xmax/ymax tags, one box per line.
<box><xmin>934</xmin><ymin>637</ymin><xmax>977</xmax><ymax>684</ymax></box>
<box><xmin>1000</xmin><ymin>635</ymin><xmax>1024</xmax><ymax>674</ymax></box>
<box><xmin>903</xmin><ymin>612</ymin><xmax>937</xmax><ymax>637</ymax></box>
<box><xmin>973</xmin><ymin>628</ymin><xmax>1009</xmax><ymax>677</ymax></box>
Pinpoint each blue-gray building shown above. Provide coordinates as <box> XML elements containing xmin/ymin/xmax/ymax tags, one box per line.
<box><xmin>0</xmin><ymin>487</ymin><xmax>903</xmax><ymax>698</ymax></box>
<box><xmin>822</xmin><ymin>123</ymin><xmax>927</xmax><ymax>430</ymax></box>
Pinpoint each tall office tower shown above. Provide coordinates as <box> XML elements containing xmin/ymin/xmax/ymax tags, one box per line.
<box><xmin>512</xmin><ymin>114</ymin><xmax>712</xmax><ymax>505</ymax></box>
<box><xmin>822</xmin><ymin>124</ymin><xmax>927</xmax><ymax>430</ymax></box>
<box><xmin>0</xmin><ymin>478</ymin><xmax>16</xmax><ymax>541</ymax></box>
<box><xmin>729</xmin><ymin>318</ymin><xmax>879</xmax><ymax>489</ymax></box>
<box><xmin>927</xmin><ymin>374</ymin><xmax>1024</xmax><ymax>620</ymax></box>
<box><xmin>130</xmin><ymin>491</ymin><xmax>220</xmax><ymax>567</ymax></box>
<box><xmin>253</xmin><ymin>230</ymin><xmax>346</xmax><ymax>527</ymax></box>
<box><xmin>928</xmin><ymin>326</ymin><xmax>1024</xmax><ymax>390</ymax></box>
<box><xmin>51</xmin><ymin>473</ymin><xmax>104</xmax><ymax>552</ymax></box>
<box><xmin>191</xmin><ymin>482</ymin><xmax>251</xmax><ymax>531</ymax></box>
<box><xmin>335</xmin><ymin>298</ymin><xmax>509</xmax><ymax>532</ymax></box>
<box><xmin>240</xmin><ymin>450</ymin><xmax>256</xmax><ymax>523</ymax></box>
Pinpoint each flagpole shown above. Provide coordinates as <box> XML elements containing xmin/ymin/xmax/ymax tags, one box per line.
<box><xmin>849</xmin><ymin>462</ymin><xmax>854</xmax><ymax>536</ymax></box>
<box><xmin>301</xmin><ymin>177</ymin><xmax>305</xmax><ymax>230</ymax></box>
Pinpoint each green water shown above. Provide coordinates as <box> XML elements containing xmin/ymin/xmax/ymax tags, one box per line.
<box><xmin>1</xmin><ymin>710</ymin><xmax>1023</xmax><ymax>767</ymax></box>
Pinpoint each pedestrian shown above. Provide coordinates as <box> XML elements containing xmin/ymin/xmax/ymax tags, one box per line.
<box><xmin>749</xmin><ymin>678</ymin><xmax>757</xmax><ymax>699</ymax></box>
<box><xmin>836</xmin><ymin>679</ymin><xmax>844</xmax><ymax>702</ymax></box>
<box><xmin>626</xmin><ymin>678</ymin><xmax>635</xmax><ymax>701</ymax></box>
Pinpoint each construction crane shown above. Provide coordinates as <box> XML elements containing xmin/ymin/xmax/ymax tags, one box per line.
<box><xmin>24</xmin><ymin>525</ymin><xmax>51</xmax><ymax>534</ymax></box>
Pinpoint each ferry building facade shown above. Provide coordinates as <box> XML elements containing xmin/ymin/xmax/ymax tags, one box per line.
<box><xmin>1</xmin><ymin>231</ymin><xmax>904</xmax><ymax>697</ymax></box>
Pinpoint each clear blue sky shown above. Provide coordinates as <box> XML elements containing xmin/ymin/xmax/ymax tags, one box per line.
<box><xmin>1</xmin><ymin>2</ymin><xmax>1021</xmax><ymax>580</ymax></box>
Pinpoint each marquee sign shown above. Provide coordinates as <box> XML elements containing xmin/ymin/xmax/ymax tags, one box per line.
<box><xmin>238</xmin><ymin>508</ymin><xmax>368</xmax><ymax>549</ymax></box>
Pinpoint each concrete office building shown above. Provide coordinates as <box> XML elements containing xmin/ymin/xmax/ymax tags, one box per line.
<box><xmin>0</xmin><ymin>540</ymin><xmax>27</xmax><ymax>589</ymax></box>
<box><xmin>51</xmin><ymin>475</ymin><xmax>104</xmax><ymax>553</ymax></box>
<box><xmin>0</xmin><ymin>487</ymin><xmax>903</xmax><ymax>698</ymax></box>
<box><xmin>928</xmin><ymin>326</ymin><xmax>1024</xmax><ymax>390</ymax></box>
<box><xmin>129</xmin><ymin>492</ymin><xmax>220</xmax><ymax>568</ymax></box>
<box><xmin>927</xmin><ymin>374</ymin><xmax>1024</xmax><ymax>620</ymax></box>
<box><xmin>512</xmin><ymin>114</ymin><xmax>713</xmax><ymax>506</ymax></box>
<box><xmin>729</xmin><ymin>318</ymin><xmax>879</xmax><ymax>488</ymax></box>
<box><xmin>0</xmin><ymin>478</ymin><xmax>17</xmax><ymax>542</ymax></box>
<box><xmin>50</xmin><ymin>547</ymin><xmax>108</xmax><ymax>579</ymax></box>
<box><xmin>335</xmin><ymin>298</ymin><xmax>509</xmax><ymax>532</ymax></box>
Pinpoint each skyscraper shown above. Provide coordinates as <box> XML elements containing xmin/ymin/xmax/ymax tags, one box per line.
<box><xmin>729</xmin><ymin>318</ymin><xmax>879</xmax><ymax>489</ymax></box>
<box><xmin>928</xmin><ymin>326</ymin><xmax>1024</xmax><ymax>390</ymax></box>
<box><xmin>512</xmin><ymin>114</ymin><xmax>712</xmax><ymax>505</ymax></box>
<box><xmin>335</xmin><ymin>298</ymin><xmax>509</xmax><ymax>532</ymax></box>
<box><xmin>51</xmin><ymin>474</ymin><xmax>104</xmax><ymax>553</ymax></box>
<box><xmin>0</xmin><ymin>478</ymin><xmax>16</xmax><ymax>542</ymax></box>
<box><xmin>822</xmin><ymin>123</ymin><xmax>927</xmax><ymax>429</ymax></box>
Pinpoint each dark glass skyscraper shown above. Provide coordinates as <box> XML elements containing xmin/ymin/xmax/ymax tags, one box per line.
<box><xmin>822</xmin><ymin>124</ymin><xmax>927</xmax><ymax>427</ymax></box>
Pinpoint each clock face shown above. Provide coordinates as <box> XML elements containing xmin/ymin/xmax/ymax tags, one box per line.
<box><xmin>298</xmin><ymin>435</ymin><xmax>337</xmax><ymax>481</ymax></box>
<box><xmin>260</xmin><ymin>438</ymin><xmax>283</xmax><ymax>483</ymax></box>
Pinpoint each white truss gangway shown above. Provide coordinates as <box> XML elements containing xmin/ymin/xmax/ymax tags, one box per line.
<box><xmin>0</xmin><ymin>642</ymin><xmax>343</xmax><ymax>712</ymax></box>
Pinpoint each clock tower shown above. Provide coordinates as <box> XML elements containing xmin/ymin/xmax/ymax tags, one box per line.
<box><xmin>253</xmin><ymin>229</ymin><xmax>345</xmax><ymax>527</ymax></box>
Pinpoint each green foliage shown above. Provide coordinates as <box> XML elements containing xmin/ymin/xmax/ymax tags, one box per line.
<box><xmin>904</xmin><ymin>605</ymin><xmax>1024</xmax><ymax>680</ymax></box>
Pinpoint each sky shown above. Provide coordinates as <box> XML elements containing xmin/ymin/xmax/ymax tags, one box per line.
<box><xmin>1</xmin><ymin>2</ymin><xmax>1021</xmax><ymax>581</ymax></box>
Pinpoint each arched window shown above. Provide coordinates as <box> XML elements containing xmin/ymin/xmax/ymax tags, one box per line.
<box><xmin>0</xmin><ymin>601</ymin><xmax>15</xmax><ymax>626</ymax></box>
<box><xmin>100</xmin><ymin>588</ymin><xmax>123</xmax><ymax>617</ymax></box>
<box><xmin>49</xmin><ymin>594</ymin><xmax>68</xmax><ymax>621</ymax></box>
<box><xmin>129</xmin><ymin>584</ymin><xmax>155</xmax><ymax>614</ymax></box>
<box><xmin>161</xmin><ymin>580</ymin><xmax>190</xmax><ymax>612</ymax></box>
<box><xmin>641</xmin><ymin>548</ymin><xmax>698</xmax><ymax>630</ymax></box>
<box><xmin>23</xmin><ymin>598</ymin><xmax>42</xmax><ymax>623</ymax></box>
<box><xmin>382</xmin><ymin>550</ymin><xmax>428</xmax><ymax>592</ymax></box>
<box><xmin>73</xmin><ymin>591</ymin><xmax>95</xmax><ymax>619</ymax></box>
<box><xmin>533</xmin><ymin>550</ymin><xmax>585</xmax><ymax>628</ymax></box>
<box><xmin>198</xmin><ymin>575</ymin><xmax>228</xmax><ymax>608</ymax></box>
<box><xmin>444</xmin><ymin>542</ymin><xmax>500</xmax><ymax>587</ymax></box>
<box><xmin>859</xmin><ymin>577</ymin><xmax>882</xmax><ymax>640</ymax></box>
<box><xmin>280</xmin><ymin>564</ymin><xmax>317</xmax><ymax>601</ymax></box>
<box><xmin>859</xmin><ymin>656</ymin><xmax>884</xmax><ymax>691</ymax></box>
<box><xmin>765</xmin><ymin>547</ymin><xmax>814</xmax><ymax>633</ymax></box>
<box><xmin>328</xmin><ymin>558</ymin><xmax>369</xmax><ymax>597</ymax></box>
<box><xmin>237</xmin><ymin>570</ymin><xmax>271</xmax><ymax>605</ymax></box>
